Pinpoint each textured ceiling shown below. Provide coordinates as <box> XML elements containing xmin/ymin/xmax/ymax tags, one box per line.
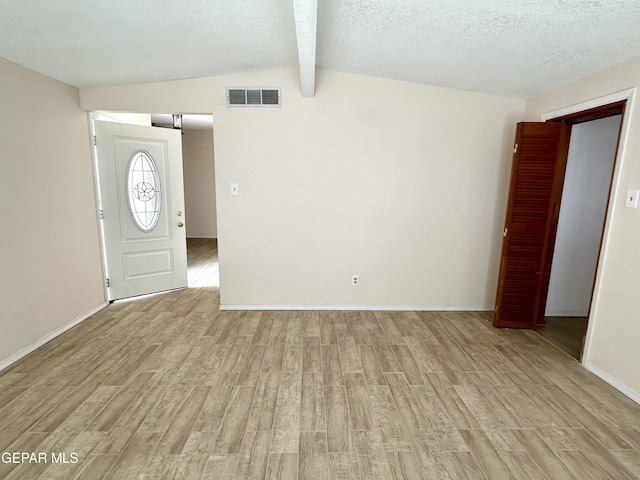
<box><xmin>1</xmin><ymin>0</ymin><xmax>639</xmax><ymax>97</ymax></box>
<box><xmin>317</xmin><ymin>0</ymin><xmax>640</xmax><ymax>97</ymax></box>
<box><xmin>0</xmin><ymin>0</ymin><xmax>298</xmax><ymax>88</ymax></box>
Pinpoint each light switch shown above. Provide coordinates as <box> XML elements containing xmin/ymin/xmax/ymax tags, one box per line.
<box><xmin>230</xmin><ymin>183</ymin><xmax>239</xmax><ymax>196</ymax></box>
<box><xmin>625</xmin><ymin>189</ymin><xmax>639</xmax><ymax>208</ymax></box>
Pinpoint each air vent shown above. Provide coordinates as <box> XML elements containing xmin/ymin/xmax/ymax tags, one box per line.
<box><xmin>227</xmin><ymin>88</ymin><xmax>281</xmax><ymax>107</ymax></box>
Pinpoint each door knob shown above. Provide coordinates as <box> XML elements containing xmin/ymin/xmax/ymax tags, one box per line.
<box><xmin>177</xmin><ymin>222</ymin><xmax>184</xmax><ymax>228</ymax></box>
<box><xmin>177</xmin><ymin>210</ymin><xmax>183</xmax><ymax>216</ymax></box>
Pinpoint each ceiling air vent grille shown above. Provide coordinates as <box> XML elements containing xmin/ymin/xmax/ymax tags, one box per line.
<box><xmin>227</xmin><ymin>88</ymin><xmax>281</xmax><ymax>107</ymax></box>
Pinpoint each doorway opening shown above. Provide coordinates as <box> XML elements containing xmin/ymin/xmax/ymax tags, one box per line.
<box><xmin>90</xmin><ymin>111</ymin><xmax>218</xmax><ymax>301</ymax></box>
<box><xmin>493</xmin><ymin>91</ymin><xmax>633</xmax><ymax>363</ymax></box>
<box><xmin>150</xmin><ymin>114</ymin><xmax>219</xmax><ymax>289</ymax></box>
<box><xmin>537</xmin><ymin>105</ymin><xmax>624</xmax><ymax>359</ymax></box>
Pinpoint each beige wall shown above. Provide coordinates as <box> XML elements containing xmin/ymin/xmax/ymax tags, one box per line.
<box><xmin>182</xmin><ymin>128</ymin><xmax>217</xmax><ymax>238</ymax></box>
<box><xmin>526</xmin><ymin>55</ymin><xmax>640</xmax><ymax>401</ymax></box>
<box><xmin>80</xmin><ymin>68</ymin><xmax>525</xmax><ymax>310</ymax></box>
<box><xmin>0</xmin><ymin>57</ymin><xmax>105</xmax><ymax>367</ymax></box>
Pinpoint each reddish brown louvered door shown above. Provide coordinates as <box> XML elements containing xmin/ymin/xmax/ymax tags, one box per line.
<box><xmin>494</xmin><ymin>122</ymin><xmax>571</xmax><ymax>328</ymax></box>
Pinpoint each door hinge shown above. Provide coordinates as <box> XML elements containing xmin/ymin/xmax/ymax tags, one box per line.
<box><xmin>513</xmin><ymin>143</ymin><xmax>518</xmax><ymax>154</ymax></box>
<box><xmin>99</xmin><ymin>210</ymin><xmax>104</xmax><ymax>219</ymax></box>
<box><xmin>93</xmin><ymin>135</ymin><xmax>97</xmax><ymax>146</ymax></box>
<box><xmin>503</xmin><ymin>227</ymin><xmax>508</xmax><ymax>237</ymax></box>
<box><xmin>106</xmin><ymin>278</ymin><xmax>110</xmax><ymax>288</ymax></box>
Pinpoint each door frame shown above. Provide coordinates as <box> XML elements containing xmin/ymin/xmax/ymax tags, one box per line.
<box><xmin>539</xmin><ymin>88</ymin><xmax>636</xmax><ymax>364</ymax></box>
<box><xmin>88</xmin><ymin>113</ymin><xmax>111</xmax><ymax>302</ymax></box>
<box><xmin>88</xmin><ymin>111</ymin><xmax>218</xmax><ymax>301</ymax></box>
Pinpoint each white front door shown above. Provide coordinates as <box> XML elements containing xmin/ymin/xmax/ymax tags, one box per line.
<box><xmin>94</xmin><ymin>120</ymin><xmax>187</xmax><ymax>301</ymax></box>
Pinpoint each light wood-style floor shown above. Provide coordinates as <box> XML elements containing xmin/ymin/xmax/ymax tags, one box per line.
<box><xmin>1</xmin><ymin>239</ymin><xmax>639</xmax><ymax>479</ymax></box>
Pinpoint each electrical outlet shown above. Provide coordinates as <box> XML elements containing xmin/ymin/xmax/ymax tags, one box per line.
<box><xmin>352</xmin><ymin>275</ymin><xmax>359</xmax><ymax>286</ymax></box>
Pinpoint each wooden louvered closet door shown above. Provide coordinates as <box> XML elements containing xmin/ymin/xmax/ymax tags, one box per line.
<box><xmin>494</xmin><ymin>122</ymin><xmax>571</xmax><ymax>328</ymax></box>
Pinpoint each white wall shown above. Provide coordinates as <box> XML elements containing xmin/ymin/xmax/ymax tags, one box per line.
<box><xmin>545</xmin><ymin>115</ymin><xmax>621</xmax><ymax>316</ymax></box>
<box><xmin>0</xmin><ymin>57</ymin><xmax>105</xmax><ymax>368</ymax></box>
<box><xmin>79</xmin><ymin>68</ymin><xmax>525</xmax><ymax>309</ymax></box>
<box><xmin>182</xmin><ymin>128</ymin><xmax>217</xmax><ymax>238</ymax></box>
<box><xmin>526</xmin><ymin>55</ymin><xmax>640</xmax><ymax>402</ymax></box>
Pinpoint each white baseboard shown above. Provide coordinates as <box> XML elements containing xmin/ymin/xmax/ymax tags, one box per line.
<box><xmin>0</xmin><ymin>302</ymin><xmax>108</xmax><ymax>372</ymax></box>
<box><xmin>187</xmin><ymin>235</ymin><xmax>217</xmax><ymax>239</ymax></box>
<box><xmin>220</xmin><ymin>304</ymin><xmax>491</xmax><ymax>312</ymax></box>
<box><xmin>584</xmin><ymin>362</ymin><xmax>640</xmax><ymax>406</ymax></box>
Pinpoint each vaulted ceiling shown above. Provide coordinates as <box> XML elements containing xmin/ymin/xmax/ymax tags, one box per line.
<box><xmin>1</xmin><ymin>0</ymin><xmax>639</xmax><ymax>98</ymax></box>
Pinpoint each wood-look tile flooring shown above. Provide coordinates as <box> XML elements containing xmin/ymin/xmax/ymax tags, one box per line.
<box><xmin>1</xmin><ymin>239</ymin><xmax>640</xmax><ymax>479</ymax></box>
<box><xmin>536</xmin><ymin>317</ymin><xmax>588</xmax><ymax>360</ymax></box>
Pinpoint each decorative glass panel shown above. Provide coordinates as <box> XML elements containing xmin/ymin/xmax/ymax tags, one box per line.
<box><xmin>126</xmin><ymin>150</ymin><xmax>162</xmax><ymax>232</ymax></box>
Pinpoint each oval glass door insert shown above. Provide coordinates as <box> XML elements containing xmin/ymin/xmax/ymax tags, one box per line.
<box><xmin>126</xmin><ymin>150</ymin><xmax>162</xmax><ymax>232</ymax></box>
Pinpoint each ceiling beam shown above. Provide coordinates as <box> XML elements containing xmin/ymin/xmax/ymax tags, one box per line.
<box><xmin>293</xmin><ymin>0</ymin><xmax>317</xmax><ymax>97</ymax></box>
